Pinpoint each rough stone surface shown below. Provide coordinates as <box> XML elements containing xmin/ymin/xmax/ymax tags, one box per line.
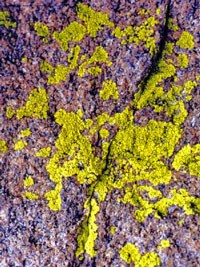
<box><xmin>0</xmin><ymin>0</ymin><xmax>199</xmax><ymax>266</ymax></box>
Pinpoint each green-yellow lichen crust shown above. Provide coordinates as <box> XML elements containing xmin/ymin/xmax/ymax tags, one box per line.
<box><xmin>77</xmin><ymin>3</ymin><xmax>114</xmax><ymax>37</ymax></box>
<box><xmin>99</xmin><ymin>128</ymin><xmax>110</xmax><ymax>139</ymax></box>
<box><xmin>112</xmin><ymin>15</ymin><xmax>158</xmax><ymax>55</ymax></box>
<box><xmin>172</xmin><ymin>144</ymin><xmax>200</xmax><ymax>177</ymax></box>
<box><xmin>34</xmin><ymin>22</ymin><xmax>49</xmax><ymax>42</ymax></box>
<box><xmin>3</xmin><ymin>3</ymin><xmax>200</xmax><ymax>263</ymax></box>
<box><xmin>16</xmin><ymin>88</ymin><xmax>49</xmax><ymax>119</ymax></box>
<box><xmin>20</xmin><ymin>128</ymin><xmax>32</xmax><ymax>138</ymax></box>
<box><xmin>176</xmin><ymin>31</ymin><xmax>194</xmax><ymax>49</ymax></box>
<box><xmin>6</xmin><ymin>106</ymin><xmax>15</xmax><ymax>119</ymax></box>
<box><xmin>138</xmin><ymin>9</ymin><xmax>151</xmax><ymax>15</ymax></box>
<box><xmin>134</xmin><ymin>28</ymin><xmax>197</xmax><ymax>125</ymax></box>
<box><xmin>158</xmin><ymin>239</ymin><xmax>170</xmax><ymax>249</ymax></box>
<box><xmin>47</xmin><ymin>64</ymin><xmax>70</xmax><ymax>85</ymax></box>
<box><xmin>120</xmin><ymin>186</ymin><xmax>200</xmax><ymax>222</ymax></box>
<box><xmin>45</xmin><ymin>183</ymin><xmax>62</xmax><ymax>211</ymax></box>
<box><xmin>36</xmin><ymin>147</ymin><xmax>51</xmax><ymax>158</ymax></box>
<box><xmin>44</xmin><ymin>46</ymin><xmax>81</xmax><ymax>84</ymax></box>
<box><xmin>39</xmin><ymin>3</ymin><xmax>161</xmax><ymax>86</ymax></box>
<box><xmin>0</xmin><ymin>11</ymin><xmax>16</xmax><ymax>28</ymax></box>
<box><xmin>40</xmin><ymin>61</ymin><xmax>54</xmax><ymax>73</ymax></box>
<box><xmin>176</xmin><ymin>53</ymin><xmax>189</xmax><ymax>68</ymax></box>
<box><xmin>78</xmin><ymin>46</ymin><xmax>112</xmax><ymax>77</ymax></box>
<box><xmin>41</xmin><ymin>100</ymin><xmax>199</xmax><ymax>257</ymax></box>
<box><xmin>100</xmin><ymin>80</ymin><xmax>119</xmax><ymax>100</ymax></box>
<box><xmin>23</xmin><ymin>176</ymin><xmax>34</xmax><ymax>188</ymax></box>
<box><xmin>119</xmin><ymin>243</ymin><xmax>160</xmax><ymax>266</ymax></box>
<box><xmin>76</xmin><ymin>198</ymin><xmax>100</xmax><ymax>258</ymax></box>
<box><xmin>23</xmin><ymin>177</ymin><xmax>38</xmax><ymax>200</ymax></box>
<box><xmin>24</xmin><ymin>192</ymin><xmax>39</xmax><ymax>200</ymax></box>
<box><xmin>14</xmin><ymin>140</ymin><xmax>28</xmax><ymax>151</ymax></box>
<box><xmin>0</xmin><ymin>139</ymin><xmax>8</xmax><ymax>153</ymax></box>
<box><xmin>110</xmin><ymin>226</ymin><xmax>116</xmax><ymax>235</ymax></box>
<box><xmin>22</xmin><ymin>57</ymin><xmax>28</xmax><ymax>63</ymax></box>
<box><xmin>53</xmin><ymin>21</ymin><xmax>86</xmax><ymax>51</ymax></box>
<box><xmin>168</xmin><ymin>18</ymin><xmax>178</xmax><ymax>31</ymax></box>
<box><xmin>88</xmin><ymin>66</ymin><xmax>102</xmax><ymax>76</ymax></box>
<box><xmin>40</xmin><ymin>88</ymin><xmax>199</xmax><ymax>257</ymax></box>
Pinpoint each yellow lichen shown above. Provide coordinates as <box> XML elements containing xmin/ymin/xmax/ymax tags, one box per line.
<box><xmin>156</xmin><ymin>8</ymin><xmax>161</xmax><ymax>15</ymax></box>
<box><xmin>138</xmin><ymin>9</ymin><xmax>151</xmax><ymax>15</ymax></box>
<box><xmin>67</xmin><ymin>45</ymin><xmax>81</xmax><ymax>70</ymax></box>
<box><xmin>133</xmin><ymin>31</ymin><xmax>196</xmax><ymax>126</ymax></box>
<box><xmin>168</xmin><ymin>18</ymin><xmax>178</xmax><ymax>31</ymax></box>
<box><xmin>88</xmin><ymin>66</ymin><xmax>102</xmax><ymax>76</ymax></box>
<box><xmin>43</xmin><ymin>107</ymin><xmax>102</xmax><ymax>217</ymax></box>
<box><xmin>45</xmin><ymin>183</ymin><xmax>62</xmax><ymax>211</ymax></box>
<box><xmin>134</xmin><ymin>59</ymin><xmax>176</xmax><ymax>110</ymax></box>
<box><xmin>183</xmin><ymin>80</ymin><xmax>197</xmax><ymax>94</ymax></box>
<box><xmin>16</xmin><ymin>88</ymin><xmax>49</xmax><ymax>119</ymax></box>
<box><xmin>163</xmin><ymin>42</ymin><xmax>174</xmax><ymax>56</ymax></box>
<box><xmin>36</xmin><ymin>147</ymin><xmax>51</xmax><ymax>158</ymax></box>
<box><xmin>178</xmin><ymin>219</ymin><xmax>184</xmax><ymax>226</ymax></box>
<box><xmin>176</xmin><ymin>53</ymin><xmax>189</xmax><ymax>68</ymax></box>
<box><xmin>110</xmin><ymin>226</ymin><xmax>116</xmax><ymax>235</ymax></box>
<box><xmin>176</xmin><ymin>31</ymin><xmax>194</xmax><ymax>49</ymax></box>
<box><xmin>158</xmin><ymin>239</ymin><xmax>170</xmax><ymax>249</ymax></box>
<box><xmin>34</xmin><ymin>22</ymin><xmax>49</xmax><ymax>42</ymax></box>
<box><xmin>76</xmin><ymin>198</ymin><xmax>100</xmax><ymax>258</ymax></box>
<box><xmin>139</xmin><ymin>186</ymin><xmax>162</xmax><ymax>199</ymax></box>
<box><xmin>40</xmin><ymin>61</ymin><xmax>54</xmax><ymax>73</ymax></box>
<box><xmin>24</xmin><ymin>192</ymin><xmax>39</xmax><ymax>200</ymax></box>
<box><xmin>78</xmin><ymin>46</ymin><xmax>112</xmax><ymax>77</ymax></box>
<box><xmin>119</xmin><ymin>243</ymin><xmax>141</xmax><ymax>264</ymax></box>
<box><xmin>156</xmin><ymin>189</ymin><xmax>200</xmax><ymax>216</ymax></box>
<box><xmin>0</xmin><ymin>11</ymin><xmax>16</xmax><ymax>28</ymax></box>
<box><xmin>119</xmin><ymin>243</ymin><xmax>160</xmax><ymax>266</ymax></box>
<box><xmin>43</xmin><ymin>106</ymin><xmax>134</xmax><ymax>258</ymax></box>
<box><xmin>12</xmin><ymin>5</ymin><xmax>199</xmax><ymax>262</ymax></box>
<box><xmin>112</xmin><ymin>26</ymin><xmax>124</xmax><ymax>39</ymax></box>
<box><xmin>19</xmin><ymin>25</ymin><xmax>198</xmax><ymax>257</ymax></box>
<box><xmin>22</xmin><ymin>57</ymin><xmax>28</xmax><ymax>63</ymax></box>
<box><xmin>99</xmin><ymin>128</ymin><xmax>110</xmax><ymax>139</ymax></box>
<box><xmin>46</xmin><ymin>108</ymin><xmax>102</xmax><ymax>185</ymax></box>
<box><xmin>53</xmin><ymin>21</ymin><xmax>86</xmax><ymax>51</ymax></box>
<box><xmin>23</xmin><ymin>176</ymin><xmax>34</xmax><ymax>188</ymax></box>
<box><xmin>166</xmin><ymin>100</ymin><xmax>188</xmax><ymax>125</ymax></box>
<box><xmin>14</xmin><ymin>140</ymin><xmax>28</xmax><ymax>151</ymax></box>
<box><xmin>172</xmin><ymin>144</ymin><xmax>200</xmax><ymax>177</ymax></box>
<box><xmin>20</xmin><ymin>128</ymin><xmax>31</xmax><ymax>138</ymax></box>
<box><xmin>45</xmin><ymin>103</ymin><xmax>185</xmax><ymax>256</ymax></box>
<box><xmin>112</xmin><ymin>16</ymin><xmax>158</xmax><ymax>55</ymax></box>
<box><xmin>120</xmin><ymin>187</ymin><xmax>199</xmax><ymax>222</ymax></box>
<box><xmin>47</xmin><ymin>64</ymin><xmax>70</xmax><ymax>85</ymax></box>
<box><xmin>0</xmin><ymin>140</ymin><xmax>8</xmax><ymax>153</ymax></box>
<box><xmin>6</xmin><ymin>106</ymin><xmax>15</xmax><ymax>119</ymax></box>
<box><xmin>112</xmin><ymin>119</ymin><xmax>181</xmax><ymax>186</ymax></box>
<box><xmin>77</xmin><ymin>3</ymin><xmax>114</xmax><ymax>38</ymax></box>
<box><xmin>159</xmin><ymin>79</ymin><xmax>196</xmax><ymax>124</ymax></box>
<box><xmin>100</xmin><ymin>80</ymin><xmax>119</xmax><ymax>100</ymax></box>
<box><xmin>44</xmin><ymin>46</ymin><xmax>80</xmax><ymax>84</ymax></box>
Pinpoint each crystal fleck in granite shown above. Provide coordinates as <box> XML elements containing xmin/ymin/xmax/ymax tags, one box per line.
<box><xmin>0</xmin><ymin>0</ymin><xmax>199</xmax><ymax>266</ymax></box>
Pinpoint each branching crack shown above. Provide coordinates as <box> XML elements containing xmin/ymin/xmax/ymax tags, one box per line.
<box><xmin>136</xmin><ymin>0</ymin><xmax>172</xmax><ymax>97</ymax></box>
<box><xmin>76</xmin><ymin>1</ymin><xmax>174</xmax><ymax>261</ymax></box>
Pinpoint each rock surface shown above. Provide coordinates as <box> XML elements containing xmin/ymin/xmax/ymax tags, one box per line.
<box><xmin>0</xmin><ymin>0</ymin><xmax>199</xmax><ymax>266</ymax></box>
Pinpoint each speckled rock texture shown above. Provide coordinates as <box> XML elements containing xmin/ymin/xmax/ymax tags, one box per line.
<box><xmin>0</xmin><ymin>0</ymin><xmax>200</xmax><ymax>266</ymax></box>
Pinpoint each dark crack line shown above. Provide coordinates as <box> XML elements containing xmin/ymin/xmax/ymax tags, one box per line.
<box><xmin>75</xmin><ymin>1</ymin><xmax>173</xmax><ymax>261</ymax></box>
<box><xmin>76</xmin><ymin>132</ymin><xmax>117</xmax><ymax>261</ymax></box>
<box><xmin>135</xmin><ymin>0</ymin><xmax>172</xmax><ymax>101</ymax></box>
